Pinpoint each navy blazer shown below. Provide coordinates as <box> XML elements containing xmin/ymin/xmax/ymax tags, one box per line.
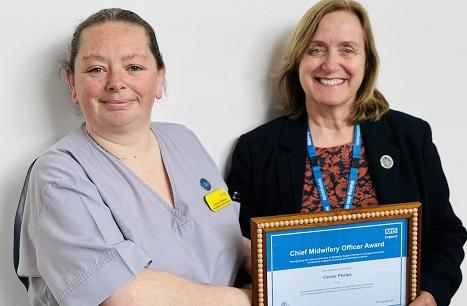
<box><xmin>227</xmin><ymin>109</ymin><xmax>466</xmax><ymax>306</ymax></box>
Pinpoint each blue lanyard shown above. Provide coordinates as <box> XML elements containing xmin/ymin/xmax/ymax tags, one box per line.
<box><xmin>306</xmin><ymin>123</ymin><xmax>361</xmax><ymax>211</ymax></box>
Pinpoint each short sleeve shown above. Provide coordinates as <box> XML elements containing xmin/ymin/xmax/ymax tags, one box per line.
<box><xmin>34</xmin><ymin>166</ymin><xmax>151</xmax><ymax>305</ymax></box>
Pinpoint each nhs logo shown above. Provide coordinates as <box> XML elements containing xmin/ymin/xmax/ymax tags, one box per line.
<box><xmin>385</xmin><ymin>228</ymin><xmax>398</xmax><ymax>235</ymax></box>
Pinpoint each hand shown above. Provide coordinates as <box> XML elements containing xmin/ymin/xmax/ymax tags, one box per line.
<box><xmin>409</xmin><ymin>291</ymin><xmax>437</xmax><ymax>306</ymax></box>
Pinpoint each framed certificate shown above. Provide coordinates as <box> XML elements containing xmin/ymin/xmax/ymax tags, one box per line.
<box><xmin>250</xmin><ymin>202</ymin><xmax>421</xmax><ymax>306</ymax></box>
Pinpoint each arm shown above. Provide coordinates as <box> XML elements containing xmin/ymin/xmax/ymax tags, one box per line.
<box><xmin>227</xmin><ymin>138</ymin><xmax>254</xmax><ymax>289</ymax></box>
<box><xmin>227</xmin><ymin>136</ymin><xmax>253</xmax><ymax>238</ymax></box>
<box><xmin>242</xmin><ymin>236</ymin><xmax>252</xmax><ymax>277</ymax></box>
<box><xmin>102</xmin><ymin>269</ymin><xmax>251</xmax><ymax>306</ymax></box>
<box><xmin>418</xmin><ymin>122</ymin><xmax>466</xmax><ymax>306</ymax></box>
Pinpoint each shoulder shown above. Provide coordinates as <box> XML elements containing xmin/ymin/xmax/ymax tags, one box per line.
<box><xmin>238</xmin><ymin>116</ymin><xmax>298</xmax><ymax>145</ymax></box>
<box><xmin>32</xmin><ymin>127</ymin><xmax>91</xmax><ymax>188</ymax></box>
<box><xmin>243</xmin><ymin>116</ymin><xmax>293</xmax><ymax>137</ymax></box>
<box><xmin>151</xmin><ymin>121</ymin><xmax>217</xmax><ymax>167</ymax></box>
<box><xmin>235</xmin><ymin>115</ymin><xmax>306</xmax><ymax>156</ymax></box>
<box><xmin>378</xmin><ymin>109</ymin><xmax>429</xmax><ymax>132</ymax></box>
<box><xmin>35</xmin><ymin>127</ymin><xmax>88</xmax><ymax>169</ymax></box>
<box><xmin>381</xmin><ymin>109</ymin><xmax>427</xmax><ymax>126</ymax></box>
<box><xmin>364</xmin><ymin>109</ymin><xmax>431</xmax><ymax>141</ymax></box>
<box><xmin>151</xmin><ymin>121</ymin><xmax>200</xmax><ymax>143</ymax></box>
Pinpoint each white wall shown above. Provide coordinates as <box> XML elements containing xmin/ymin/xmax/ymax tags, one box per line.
<box><xmin>1</xmin><ymin>1</ymin><xmax>466</xmax><ymax>305</ymax></box>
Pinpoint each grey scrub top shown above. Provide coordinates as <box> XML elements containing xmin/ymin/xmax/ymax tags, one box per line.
<box><xmin>18</xmin><ymin>122</ymin><xmax>243</xmax><ymax>306</ymax></box>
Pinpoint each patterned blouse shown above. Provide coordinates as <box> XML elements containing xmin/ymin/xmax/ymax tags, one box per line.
<box><xmin>301</xmin><ymin>142</ymin><xmax>379</xmax><ymax>213</ymax></box>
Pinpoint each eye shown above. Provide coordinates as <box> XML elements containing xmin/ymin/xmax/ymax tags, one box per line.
<box><xmin>340</xmin><ymin>47</ymin><xmax>357</xmax><ymax>57</ymax></box>
<box><xmin>86</xmin><ymin>66</ymin><xmax>105</xmax><ymax>75</ymax></box>
<box><xmin>128</xmin><ymin>65</ymin><xmax>144</xmax><ymax>73</ymax></box>
<box><xmin>307</xmin><ymin>46</ymin><xmax>326</xmax><ymax>56</ymax></box>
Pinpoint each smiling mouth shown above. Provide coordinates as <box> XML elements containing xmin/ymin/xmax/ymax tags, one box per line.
<box><xmin>317</xmin><ymin>78</ymin><xmax>345</xmax><ymax>86</ymax></box>
<box><xmin>101</xmin><ymin>99</ymin><xmax>135</xmax><ymax>109</ymax></box>
<box><xmin>102</xmin><ymin>99</ymin><xmax>133</xmax><ymax>104</ymax></box>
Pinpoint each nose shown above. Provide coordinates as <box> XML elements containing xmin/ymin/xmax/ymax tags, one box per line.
<box><xmin>321</xmin><ymin>50</ymin><xmax>340</xmax><ymax>73</ymax></box>
<box><xmin>106</xmin><ymin>70</ymin><xmax>126</xmax><ymax>91</ymax></box>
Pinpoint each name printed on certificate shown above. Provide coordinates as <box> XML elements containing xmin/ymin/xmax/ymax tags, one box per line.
<box><xmin>266</xmin><ymin>219</ymin><xmax>407</xmax><ymax>306</ymax></box>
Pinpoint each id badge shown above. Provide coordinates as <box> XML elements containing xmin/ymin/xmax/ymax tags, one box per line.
<box><xmin>204</xmin><ymin>188</ymin><xmax>231</xmax><ymax>212</ymax></box>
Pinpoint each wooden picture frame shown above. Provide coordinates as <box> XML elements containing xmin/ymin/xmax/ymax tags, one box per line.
<box><xmin>250</xmin><ymin>202</ymin><xmax>422</xmax><ymax>306</ymax></box>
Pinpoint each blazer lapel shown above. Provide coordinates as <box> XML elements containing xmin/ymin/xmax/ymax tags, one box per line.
<box><xmin>361</xmin><ymin>119</ymin><xmax>401</xmax><ymax>205</ymax></box>
<box><xmin>277</xmin><ymin>116</ymin><xmax>307</xmax><ymax>213</ymax></box>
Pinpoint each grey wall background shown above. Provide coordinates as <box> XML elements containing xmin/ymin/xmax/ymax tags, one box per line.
<box><xmin>1</xmin><ymin>1</ymin><xmax>466</xmax><ymax>305</ymax></box>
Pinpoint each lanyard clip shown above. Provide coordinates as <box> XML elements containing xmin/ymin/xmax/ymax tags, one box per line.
<box><xmin>351</xmin><ymin>157</ymin><xmax>360</xmax><ymax>168</ymax></box>
<box><xmin>310</xmin><ymin>156</ymin><xmax>321</xmax><ymax>167</ymax></box>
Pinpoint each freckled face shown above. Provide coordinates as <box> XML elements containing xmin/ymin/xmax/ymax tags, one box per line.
<box><xmin>67</xmin><ymin>21</ymin><xmax>165</xmax><ymax>134</ymax></box>
<box><xmin>298</xmin><ymin>11</ymin><xmax>366</xmax><ymax>112</ymax></box>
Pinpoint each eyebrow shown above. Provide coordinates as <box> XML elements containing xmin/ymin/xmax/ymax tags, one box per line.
<box><xmin>122</xmin><ymin>54</ymin><xmax>148</xmax><ymax>61</ymax></box>
<box><xmin>82</xmin><ymin>54</ymin><xmax>106</xmax><ymax>62</ymax></box>
<box><xmin>308</xmin><ymin>40</ymin><xmax>361</xmax><ymax>48</ymax></box>
<box><xmin>81</xmin><ymin>54</ymin><xmax>148</xmax><ymax>62</ymax></box>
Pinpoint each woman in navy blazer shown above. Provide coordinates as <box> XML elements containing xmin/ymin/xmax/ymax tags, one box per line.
<box><xmin>227</xmin><ymin>1</ymin><xmax>466</xmax><ymax>305</ymax></box>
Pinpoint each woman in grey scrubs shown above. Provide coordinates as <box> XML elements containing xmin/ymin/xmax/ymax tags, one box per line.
<box><xmin>17</xmin><ymin>8</ymin><xmax>251</xmax><ymax>306</ymax></box>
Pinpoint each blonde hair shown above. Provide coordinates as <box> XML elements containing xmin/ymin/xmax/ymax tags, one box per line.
<box><xmin>276</xmin><ymin>0</ymin><xmax>389</xmax><ymax>122</ymax></box>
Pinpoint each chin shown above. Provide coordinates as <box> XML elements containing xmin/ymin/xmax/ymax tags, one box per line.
<box><xmin>316</xmin><ymin>100</ymin><xmax>349</xmax><ymax>108</ymax></box>
<box><xmin>314</xmin><ymin>94</ymin><xmax>356</xmax><ymax>107</ymax></box>
<box><xmin>101</xmin><ymin>116</ymin><xmax>139</xmax><ymax>128</ymax></box>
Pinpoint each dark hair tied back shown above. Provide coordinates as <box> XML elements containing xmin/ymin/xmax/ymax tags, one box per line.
<box><xmin>64</xmin><ymin>8</ymin><xmax>165</xmax><ymax>74</ymax></box>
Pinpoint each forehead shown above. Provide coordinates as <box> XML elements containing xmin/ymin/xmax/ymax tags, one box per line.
<box><xmin>312</xmin><ymin>10</ymin><xmax>365</xmax><ymax>44</ymax></box>
<box><xmin>78</xmin><ymin>21</ymin><xmax>150</xmax><ymax>56</ymax></box>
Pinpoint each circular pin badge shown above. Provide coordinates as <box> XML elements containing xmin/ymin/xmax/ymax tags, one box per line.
<box><xmin>200</xmin><ymin>178</ymin><xmax>211</xmax><ymax>191</ymax></box>
<box><xmin>380</xmin><ymin>155</ymin><xmax>394</xmax><ymax>169</ymax></box>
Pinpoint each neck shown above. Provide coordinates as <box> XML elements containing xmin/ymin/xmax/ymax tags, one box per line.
<box><xmin>86</xmin><ymin>123</ymin><xmax>156</xmax><ymax>161</ymax></box>
<box><xmin>306</xmin><ymin>102</ymin><xmax>355</xmax><ymax>148</ymax></box>
<box><xmin>305</xmin><ymin>99</ymin><xmax>354</xmax><ymax>130</ymax></box>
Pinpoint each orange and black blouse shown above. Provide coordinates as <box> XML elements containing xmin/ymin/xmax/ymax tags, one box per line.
<box><xmin>301</xmin><ymin>142</ymin><xmax>378</xmax><ymax>213</ymax></box>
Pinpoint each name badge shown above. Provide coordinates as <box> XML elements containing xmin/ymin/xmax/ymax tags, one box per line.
<box><xmin>204</xmin><ymin>188</ymin><xmax>231</xmax><ymax>211</ymax></box>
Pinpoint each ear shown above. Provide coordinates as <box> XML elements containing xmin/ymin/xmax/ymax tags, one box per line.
<box><xmin>154</xmin><ymin>68</ymin><xmax>166</xmax><ymax>100</ymax></box>
<box><xmin>65</xmin><ymin>71</ymin><xmax>79</xmax><ymax>104</ymax></box>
